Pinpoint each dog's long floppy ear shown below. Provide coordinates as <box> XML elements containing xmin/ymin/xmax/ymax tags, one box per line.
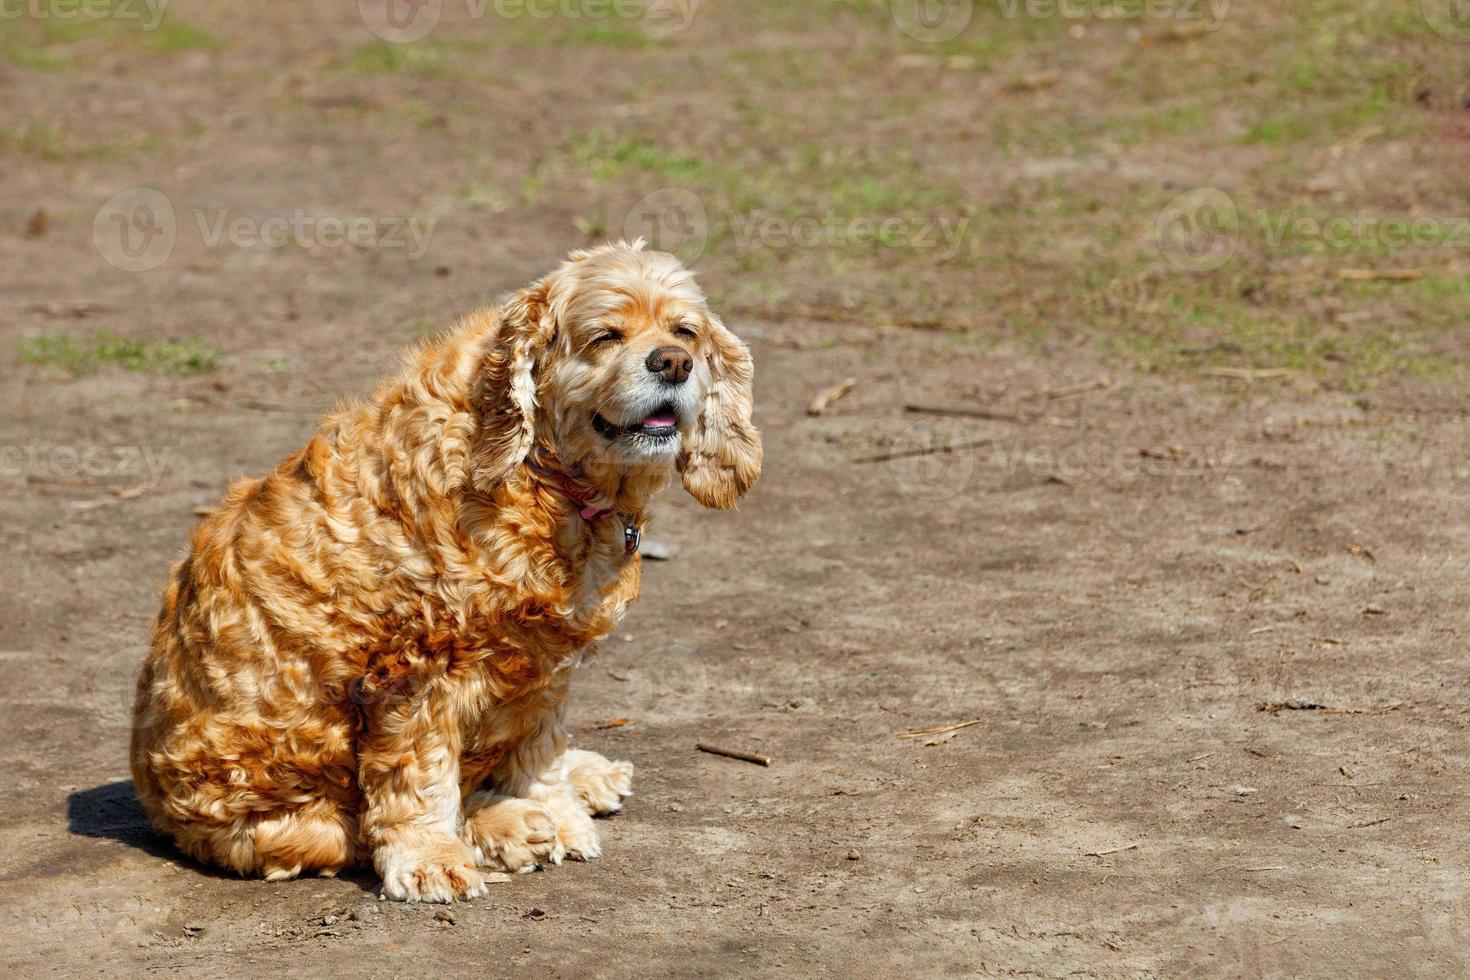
<box><xmin>680</xmin><ymin>313</ymin><xmax>762</xmax><ymax>509</ymax></box>
<box><xmin>470</xmin><ymin>277</ymin><xmax>557</xmax><ymax>491</ymax></box>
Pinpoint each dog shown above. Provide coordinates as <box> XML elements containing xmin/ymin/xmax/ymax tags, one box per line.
<box><xmin>129</xmin><ymin>240</ymin><xmax>761</xmax><ymax>901</ymax></box>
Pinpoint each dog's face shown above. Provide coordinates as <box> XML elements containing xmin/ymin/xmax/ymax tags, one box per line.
<box><xmin>473</xmin><ymin>241</ymin><xmax>762</xmax><ymax>509</ymax></box>
<box><xmin>542</xmin><ymin>256</ymin><xmax>714</xmax><ymax>468</ymax></box>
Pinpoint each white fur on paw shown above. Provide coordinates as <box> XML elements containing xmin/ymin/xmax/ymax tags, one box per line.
<box><xmin>550</xmin><ymin>801</ymin><xmax>603</xmax><ymax>862</ymax></box>
<box><xmin>564</xmin><ymin>749</ymin><xmax>635</xmax><ymax>816</ymax></box>
<box><xmin>461</xmin><ymin>796</ymin><xmax>559</xmax><ymax>874</ymax></box>
<box><xmin>378</xmin><ymin>838</ymin><xmax>488</xmax><ymax>904</ymax></box>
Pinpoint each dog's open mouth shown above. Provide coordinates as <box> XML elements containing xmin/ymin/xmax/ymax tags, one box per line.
<box><xmin>593</xmin><ymin>404</ymin><xmax>680</xmax><ymax>441</ymax></box>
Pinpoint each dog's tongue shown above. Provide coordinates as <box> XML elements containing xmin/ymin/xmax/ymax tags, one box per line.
<box><xmin>641</xmin><ymin>413</ymin><xmax>677</xmax><ymax>428</ymax></box>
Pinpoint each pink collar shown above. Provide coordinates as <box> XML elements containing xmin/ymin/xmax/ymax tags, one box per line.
<box><xmin>555</xmin><ymin>469</ymin><xmax>616</xmax><ymax>522</ymax></box>
<box><xmin>530</xmin><ymin>458</ymin><xmax>642</xmax><ymax>556</ymax></box>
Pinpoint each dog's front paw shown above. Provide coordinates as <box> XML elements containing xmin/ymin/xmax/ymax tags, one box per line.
<box><xmin>564</xmin><ymin>748</ymin><xmax>635</xmax><ymax>816</ymax></box>
<box><xmin>461</xmin><ymin>795</ymin><xmax>559</xmax><ymax>874</ymax></box>
<box><xmin>552</xmin><ymin>804</ymin><xmax>603</xmax><ymax>863</ymax></box>
<box><xmin>378</xmin><ymin>836</ymin><xmax>488</xmax><ymax>903</ymax></box>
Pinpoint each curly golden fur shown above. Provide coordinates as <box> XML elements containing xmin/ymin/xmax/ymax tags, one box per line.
<box><xmin>129</xmin><ymin>242</ymin><xmax>761</xmax><ymax>901</ymax></box>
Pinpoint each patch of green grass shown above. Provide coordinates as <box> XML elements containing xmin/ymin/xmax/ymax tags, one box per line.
<box><xmin>0</xmin><ymin>27</ymin><xmax>71</xmax><ymax>69</ymax></box>
<box><xmin>457</xmin><ymin>178</ymin><xmax>512</xmax><ymax>211</ymax></box>
<box><xmin>139</xmin><ymin>17</ymin><xmax>223</xmax><ymax>53</ymax></box>
<box><xmin>571</xmin><ymin>133</ymin><xmax>705</xmax><ymax>181</ymax></box>
<box><xmin>563</xmin><ymin>22</ymin><xmax>651</xmax><ymax>47</ymax></box>
<box><xmin>1089</xmin><ymin>263</ymin><xmax>1466</xmax><ymax>390</ymax></box>
<box><xmin>19</xmin><ymin>332</ymin><xmax>220</xmax><ymax>376</ymax></box>
<box><xmin>0</xmin><ymin>1</ymin><xmax>220</xmax><ymax>68</ymax></box>
<box><xmin>0</xmin><ymin>122</ymin><xmax>69</xmax><ymax>161</ymax></box>
<box><xmin>0</xmin><ymin>120</ymin><xmax>163</xmax><ymax>162</ymax></box>
<box><xmin>341</xmin><ymin>40</ymin><xmax>449</xmax><ymax>75</ymax></box>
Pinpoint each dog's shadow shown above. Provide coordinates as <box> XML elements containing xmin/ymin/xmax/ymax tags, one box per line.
<box><xmin>66</xmin><ymin>780</ymin><xmax>175</xmax><ymax>859</ymax></box>
<box><xmin>66</xmin><ymin>781</ymin><xmax>377</xmax><ymax>892</ymax></box>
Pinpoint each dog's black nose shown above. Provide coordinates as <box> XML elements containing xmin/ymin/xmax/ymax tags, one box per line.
<box><xmin>645</xmin><ymin>346</ymin><xmax>693</xmax><ymax>385</ymax></box>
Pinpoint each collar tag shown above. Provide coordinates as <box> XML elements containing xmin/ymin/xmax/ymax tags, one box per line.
<box><xmin>624</xmin><ymin>523</ymin><xmax>641</xmax><ymax>557</ymax></box>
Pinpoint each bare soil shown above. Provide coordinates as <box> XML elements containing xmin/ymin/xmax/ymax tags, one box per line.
<box><xmin>2</xmin><ymin>2</ymin><xmax>1469</xmax><ymax>977</ymax></box>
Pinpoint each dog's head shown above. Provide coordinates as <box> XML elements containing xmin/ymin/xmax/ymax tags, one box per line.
<box><xmin>472</xmin><ymin>240</ymin><xmax>761</xmax><ymax>509</ymax></box>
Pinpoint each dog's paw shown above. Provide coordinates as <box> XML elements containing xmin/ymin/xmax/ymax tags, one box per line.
<box><xmin>461</xmin><ymin>795</ymin><xmax>559</xmax><ymax>874</ymax></box>
<box><xmin>564</xmin><ymin>748</ymin><xmax>635</xmax><ymax>816</ymax></box>
<box><xmin>378</xmin><ymin>836</ymin><xmax>487</xmax><ymax>903</ymax></box>
<box><xmin>552</xmin><ymin>805</ymin><xmax>603</xmax><ymax>863</ymax></box>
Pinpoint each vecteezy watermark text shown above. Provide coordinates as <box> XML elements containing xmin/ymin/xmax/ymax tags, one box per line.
<box><xmin>728</xmin><ymin>210</ymin><xmax>972</xmax><ymax>256</ymax></box>
<box><xmin>0</xmin><ymin>443</ymin><xmax>173</xmax><ymax>487</ymax></box>
<box><xmin>1157</xmin><ymin>187</ymin><xmax>1470</xmax><ymax>272</ymax></box>
<box><xmin>890</xmin><ymin>0</ymin><xmax>1230</xmax><ymax>43</ymax></box>
<box><xmin>92</xmin><ymin>187</ymin><xmax>437</xmax><ymax>272</ymax></box>
<box><xmin>623</xmin><ymin>188</ymin><xmax>973</xmax><ymax>261</ymax></box>
<box><xmin>193</xmin><ymin>209</ymin><xmax>435</xmax><ymax>259</ymax></box>
<box><xmin>0</xmin><ymin>0</ymin><xmax>168</xmax><ymax>30</ymax></box>
<box><xmin>994</xmin><ymin>0</ymin><xmax>1230</xmax><ymax>24</ymax></box>
<box><xmin>358</xmin><ymin>0</ymin><xmax>700</xmax><ymax>43</ymax></box>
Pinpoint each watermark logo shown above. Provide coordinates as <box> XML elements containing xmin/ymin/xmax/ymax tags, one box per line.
<box><xmin>93</xmin><ymin>187</ymin><xmax>176</xmax><ymax>273</ymax></box>
<box><xmin>995</xmin><ymin>0</ymin><xmax>1230</xmax><ymax>28</ymax></box>
<box><xmin>623</xmin><ymin>188</ymin><xmax>973</xmax><ymax>261</ymax></box>
<box><xmin>1421</xmin><ymin>0</ymin><xmax>1470</xmax><ymax>42</ymax></box>
<box><xmin>1259</xmin><ymin>210</ymin><xmax>1470</xmax><ymax>252</ymax></box>
<box><xmin>641</xmin><ymin>0</ymin><xmax>700</xmax><ymax>34</ymax></box>
<box><xmin>890</xmin><ymin>0</ymin><xmax>973</xmax><ymax>42</ymax></box>
<box><xmin>360</xmin><ymin>0</ymin><xmax>700</xmax><ymax>43</ymax></box>
<box><xmin>1157</xmin><ymin>190</ymin><xmax>1470</xmax><ymax>273</ymax></box>
<box><xmin>611</xmin><ymin>639</ymin><xmax>717</xmax><ymax>715</ymax></box>
<box><xmin>623</xmin><ymin>187</ymin><xmax>710</xmax><ymax>257</ymax></box>
<box><xmin>193</xmin><ymin>208</ymin><xmax>436</xmax><ymax>259</ymax></box>
<box><xmin>0</xmin><ymin>0</ymin><xmax>169</xmax><ymax>31</ymax></box>
<box><xmin>90</xmin><ymin>645</ymin><xmax>147</xmax><ymax>729</ymax></box>
<box><xmin>729</xmin><ymin>210</ymin><xmax>972</xmax><ymax>259</ymax></box>
<box><xmin>359</xmin><ymin>0</ymin><xmax>442</xmax><ymax>42</ymax></box>
<box><xmin>886</xmin><ymin>420</ymin><xmax>980</xmax><ymax>501</ymax></box>
<box><xmin>1156</xmin><ymin>187</ymin><xmax>1239</xmax><ymax>272</ymax></box>
<box><xmin>93</xmin><ymin>188</ymin><xmax>438</xmax><ymax>271</ymax></box>
<box><xmin>0</xmin><ymin>443</ymin><xmax>173</xmax><ymax>487</ymax></box>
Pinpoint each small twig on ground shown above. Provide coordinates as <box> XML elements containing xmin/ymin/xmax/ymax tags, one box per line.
<box><xmin>696</xmin><ymin>743</ymin><xmax>771</xmax><ymax>767</ymax></box>
<box><xmin>904</xmin><ymin>403</ymin><xmax>1024</xmax><ymax>423</ymax></box>
<box><xmin>1346</xmin><ymin>817</ymin><xmax>1392</xmax><ymax>829</ymax></box>
<box><xmin>766</xmin><ymin>305</ymin><xmax>975</xmax><ymax>333</ymax></box>
<box><xmin>853</xmin><ymin>437</ymin><xmax>994</xmax><ymax>465</ymax></box>
<box><xmin>1019</xmin><ymin>377</ymin><xmax>1112</xmax><ymax>401</ymax></box>
<box><xmin>1085</xmin><ymin>843</ymin><xmax>1139</xmax><ymax>857</ymax></box>
<box><xmin>897</xmin><ymin>718</ymin><xmax>984</xmax><ymax>739</ymax></box>
<box><xmin>1203</xmin><ymin>367</ymin><xmax>1295</xmax><ymax>381</ymax></box>
<box><xmin>1258</xmin><ymin>700</ymin><xmax>1407</xmax><ymax>715</ymax></box>
<box><xmin>1337</xmin><ymin>268</ymin><xmax>1423</xmax><ymax>282</ymax></box>
<box><xmin>19</xmin><ymin>300</ymin><xmax>120</xmax><ymax>318</ymax></box>
<box><xmin>594</xmin><ymin>718</ymin><xmax>629</xmax><ymax>730</ymax></box>
<box><xmin>1007</xmin><ymin>69</ymin><xmax>1060</xmax><ymax>92</ymax></box>
<box><xmin>808</xmin><ymin>377</ymin><xmax>857</xmax><ymax>416</ymax></box>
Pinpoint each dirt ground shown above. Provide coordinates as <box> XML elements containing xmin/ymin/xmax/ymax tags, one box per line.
<box><xmin>3</xmin><ymin>1</ymin><xmax>1469</xmax><ymax>977</ymax></box>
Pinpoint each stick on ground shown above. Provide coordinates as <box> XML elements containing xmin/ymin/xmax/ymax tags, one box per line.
<box><xmin>1020</xmin><ymin>377</ymin><xmax>1112</xmax><ymax>401</ymax></box>
<box><xmin>808</xmin><ymin>377</ymin><xmax>858</xmax><ymax>416</ymax></box>
<box><xmin>897</xmin><ymin>718</ymin><xmax>984</xmax><ymax>739</ymax></box>
<box><xmin>853</xmin><ymin>437</ymin><xmax>994</xmax><ymax>465</ymax></box>
<box><xmin>697</xmin><ymin>743</ymin><xmax>771</xmax><ymax>767</ymax></box>
<box><xmin>904</xmin><ymin>403</ymin><xmax>1024</xmax><ymax>423</ymax></box>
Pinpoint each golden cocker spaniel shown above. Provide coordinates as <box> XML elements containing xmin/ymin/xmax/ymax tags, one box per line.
<box><xmin>130</xmin><ymin>241</ymin><xmax>761</xmax><ymax>901</ymax></box>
